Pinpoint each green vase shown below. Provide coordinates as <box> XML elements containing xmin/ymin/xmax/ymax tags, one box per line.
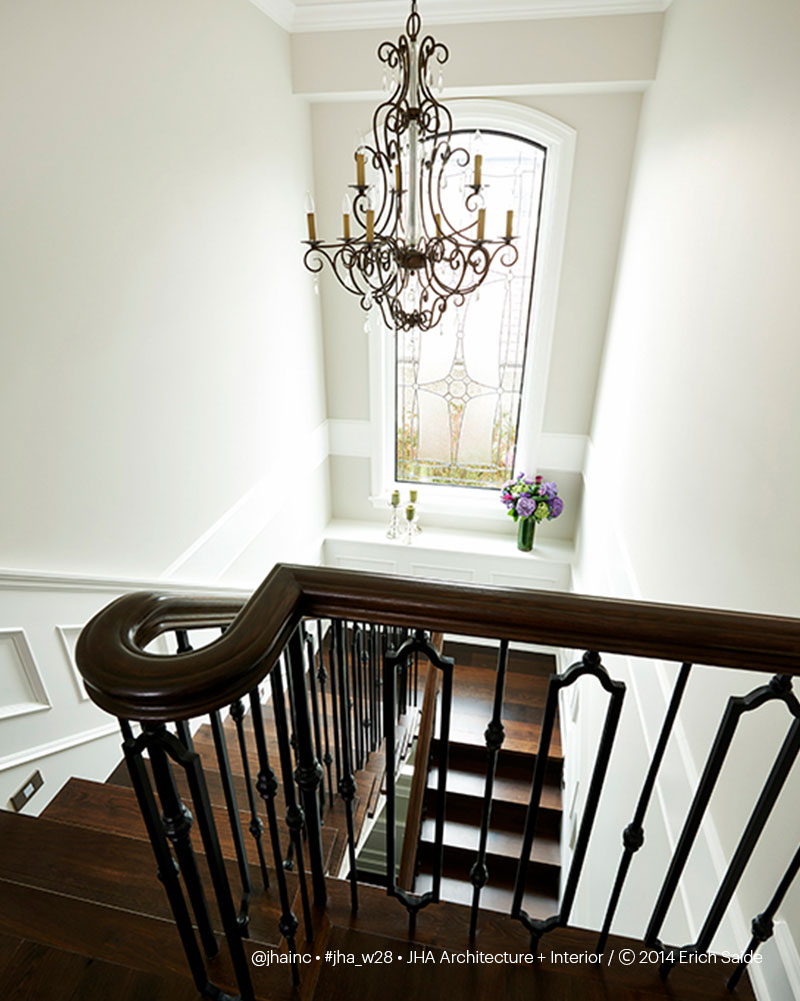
<box><xmin>517</xmin><ymin>517</ymin><xmax>536</xmax><ymax>552</ymax></box>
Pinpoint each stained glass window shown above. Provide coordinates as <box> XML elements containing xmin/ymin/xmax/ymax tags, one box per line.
<box><xmin>396</xmin><ymin>131</ymin><xmax>546</xmax><ymax>488</ymax></box>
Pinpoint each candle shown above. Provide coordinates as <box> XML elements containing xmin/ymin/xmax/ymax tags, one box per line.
<box><xmin>356</xmin><ymin>153</ymin><xmax>366</xmax><ymax>186</ymax></box>
<box><xmin>342</xmin><ymin>194</ymin><xmax>351</xmax><ymax>239</ymax></box>
<box><xmin>391</xmin><ymin>490</ymin><xmax>400</xmax><ymax>507</ymax></box>
<box><xmin>409</xmin><ymin>489</ymin><xmax>418</xmax><ymax>503</ymax></box>
<box><xmin>395</xmin><ymin>163</ymin><xmax>402</xmax><ymax>191</ymax></box>
<box><xmin>406</xmin><ymin>503</ymin><xmax>415</xmax><ymax>522</ymax></box>
<box><xmin>366</xmin><ymin>209</ymin><xmax>375</xmax><ymax>242</ymax></box>
<box><xmin>477</xmin><ymin>207</ymin><xmax>486</xmax><ymax>241</ymax></box>
<box><xmin>435</xmin><ymin>213</ymin><xmax>442</xmax><ymax>236</ymax></box>
<box><xmin>506</xmin><ymin>209</ymin><xmax>514</xmax><ymax>239</ymax></box>
<box><xmin>473</xmin><ymin>153</ymin><xmax>483</xmax><ymax>187</ymax></box>
<box><xmin>305</xmin><ymin>192</ymin><xmax>317</xmax><ymax>241</ymax></box>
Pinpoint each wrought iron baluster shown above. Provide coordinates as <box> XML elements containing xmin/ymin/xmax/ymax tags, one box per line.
<box><xmin>174</xmin><ymin>725</ymin><xmax>256</xmax><ymax>1001</ymax></box>
<box><xmin>316</xmin><ymin>619</ymin><xmax>335</xmax><ymax>809</ymax></box>
<box><xmin>352</xmin><ymin>624</ymin><xmax>364</xmax><ymax>770</ymax></box>
<box><xmin>597</xmin><ymin>662</ymin><xmax>692</xmax><ymax>953</ymax></box>
<box><xmin>287</xmin><ymin>626</ymin><xmax>327</xmax><ymax>908</ymax></box>
<box><xmin>660</xmin><ymin>677</ymin><xmax>800</xmax><ymax>978</ymax></box>
<box><xmin>728</xmin><ymin>841</ymin><xmax>800</xmax><ymax>990</ymax></box>
<box><xmin>304</xmin><ymin>627</ymin><xmax>326</xmax><ymax>816</ymax></box>
<box><xmin>229</xmin><ymin>699</ymin><xmax>270</xmax><ymax>891</ymax></box>
<box><xmin>334</xmin><ymin>618</ymin><xmax>359</xmax><ymax>912</ymax></box>
<box><xmin>512</xmin><ymin>652</ymin><xmax>625</xmax><ymax>952</ymax></box>
<box><xmin>329</xmin><ymin>622</ymin><xmax>343</xmax><ymax>791</ymax></box>
<box><xmin>121</xmin><ymin>724</ymin><xmax>211</xmax><ymax>997</ymax></box>
<box><xmin>270</xmin><ymin>663</ymin><xmax>314</xmax><ymax>943</ymax></box>
<box><xmin>146</xmin><ymin>723</ymin><xmax>218</xmax><ymax>959</ymax></box>
<box><xmin>249</xmin><ymin>690</ymin><xmax>300</xmax><ymax>986</ymax></box>
<box><xmin>646</xmin><ymin>674</ymin><xmax>800</xmax><ymax>954</ymax></box>
<box><xmin>209</xmin><ymin>710</ymin><xmax>255</xmax><ymax>932</ymax></box>
<box><xmin>469</xmin><ymin>639</ymin><xmax>509</xmax><ymax>943</ymax></box>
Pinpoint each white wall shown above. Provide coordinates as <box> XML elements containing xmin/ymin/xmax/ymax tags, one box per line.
<box><xmin>577</xmin><ymin>0</ymin><xmax>800</xmax><ymax>993</ymax></box>
<box><xmin>0</xmin><ymin>0</ymin><xmax>328</xmax><ymax>584</ymax></box>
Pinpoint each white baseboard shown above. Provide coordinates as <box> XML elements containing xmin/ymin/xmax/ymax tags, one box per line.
<box><xmin>0</xmin><ymin>722</ymin><xmax>119</xmax><ymax>774</ymax></box>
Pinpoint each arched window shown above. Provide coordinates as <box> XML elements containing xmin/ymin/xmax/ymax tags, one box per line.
<box><xmin>368</xmin><ymin>101</ymin><xmax>575</xmax><ymax>510</ymax></box>
<box><xmin>396</xmin><ymin>129</ymin><xmax>546</xmax><ymax>488</ymax></box>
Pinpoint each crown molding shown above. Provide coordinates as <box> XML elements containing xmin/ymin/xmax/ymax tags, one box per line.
<box><xmin>250</xmin><ymin>0</ymin><xmax>671</xmax><ymax>34</ymax></box>
<box><xmin>248</xmin><ymin>0</ymin><xmax>295</xmax><ymax>32</ymax></box>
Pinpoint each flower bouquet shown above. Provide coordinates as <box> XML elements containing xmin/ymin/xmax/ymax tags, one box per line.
<box><xmin>500</xmin><ymin>473</ymin><xmax>564</xmax><ymax>551</ymax></box>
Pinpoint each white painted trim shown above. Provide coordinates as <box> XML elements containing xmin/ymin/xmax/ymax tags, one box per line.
<box><xmin>0</xmin><ymin>567</ymin><xmax>249</xmax><ymax>596</ymax></box>
<box><xmin>247</xmin><ymin>0</ymin><xmax>295</xmax><ymax>31</ymax></box>
<box><xmin>0</xmin><ymin>629</ymin><xmax>53</xmax><ymax>720</ymax></box>
<box><xmin>56</xmin><ymin>626</ymin><xmax>90</xmax><ymax>702</ymax></box>
<box><xmin>302</xmin><ymin>81</ymin><xmax>654</xmax><ymax>103</ymax></box>
<box><xmin>0</xmin><ymin>722</ymin><xmax>119</xmax><ymax>774</ymax></box>
<box><xmin>254</xmin><ymin>0</ymin><xmax>670</xmax><ymax>34</ymax></box>
<box><xmin>774</xmin><ymin>921</ymin><xmax>800</xmax><ymax>1001</ymax></box>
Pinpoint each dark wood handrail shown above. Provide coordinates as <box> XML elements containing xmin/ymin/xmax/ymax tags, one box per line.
<box><xmin>76</xmin><ymin>562</ymin><xmax>800</xmax><ymax>721</ymax></box>
<box><xmin>398</xmin><ymin>665</ymin><xmax>440</xmax><ymax>890</ymax></box>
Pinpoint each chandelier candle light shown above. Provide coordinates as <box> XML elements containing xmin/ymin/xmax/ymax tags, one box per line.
<box><xmin>301</xmin><ymin>0</ymin><xmax>519</xmax><ymax>332</ymax></box>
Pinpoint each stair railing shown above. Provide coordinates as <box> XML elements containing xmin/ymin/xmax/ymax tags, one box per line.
<box><xmin>77</xmin><ymin>563</ymin><xmax>800</xmax><ymax>1000</ymax></box>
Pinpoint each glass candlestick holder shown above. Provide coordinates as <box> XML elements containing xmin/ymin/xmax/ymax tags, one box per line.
<box><xmin>387</xmin><ymin>490</ymin><xmax>402</xmax><ymax>539</ymax></box>
<box><xmin>404</xmin><ymin>503</ymin><xmax>416</xmax><ymax>545</ymax></box>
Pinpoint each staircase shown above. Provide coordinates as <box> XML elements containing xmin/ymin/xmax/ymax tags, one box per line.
<box><xmin>416</xmin><ymin>640</ymin><xmax>562</xmax><ymax>917</ymax></box>
<box><xmin>2</xmin><ymin>561</ymin><xmax>786</xmax><ymax>1001</ymax></box>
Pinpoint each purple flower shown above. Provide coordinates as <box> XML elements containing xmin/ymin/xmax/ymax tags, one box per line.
<box><xmin>516</xmin><ymin>495</ymin><xmax>537</xmax><ymax>518</ymax></box>
<box><xmin>550</xmin><ymin>496</ymin><xmax>564</xmax><ymax>518</ymax></box>
<box><xmin>539</xmin><ymin>481</ymin><xmax>558</xmax><ymax>501</ymax></box>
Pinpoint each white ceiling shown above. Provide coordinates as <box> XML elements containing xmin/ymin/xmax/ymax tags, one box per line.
<box><xmin>251</xmin><ymin>0</ymin><xmax>672</xmax><ymax>33</ymax></box>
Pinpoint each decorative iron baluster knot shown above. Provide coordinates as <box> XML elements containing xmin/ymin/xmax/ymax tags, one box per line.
<box><xmin>279</xmin><ymin>912</ymin><xmax>299</xmax><ymax>941</ymax></box>
<box><xmin>752</xmin><ymin>912</ymin><xmax>774</xmax><ymax>943</ymax></box>
<box><xmin>230</xmin><ymin>699</ymin><xmax>246</xmax><ymax>722</ymax></box>
<box><xmin>413</xmin><ymin>628</ymin><xmax>428</xmax><ymax>643</ymax></box>
<box><xmin>469</xmin><ymin>861</ymin><xmax>489</xmax><ymax>889</ymax></box>
<box><xmin>769</xmin><ymin>674</ymin><xmax>793</xmax><ymax>696</ymax></box>
<box><xmin>484</xmin><ymin>719</ymin><xmax>505</xmax><ymax>751</ymax></box>
<box><xmin>623</xmin><ymin>823</ymin><xmax>645</xmax><ymax>852</ymax></box>
<box><xmin>285</xmin><ymin>803</ymin><xmax>305</xmax><ymax>835</ymax></box>
<box><xmin>582</xmin><ymin>650</ymin><xmax>601</xmax><ymax>668</ymax></box>
<box><xmin>256</xmin><ymin>768</ymin><xmax>279</xmax><ymax>800</ymax></box>
<box><xmin>157</xmin><ymin>858</ymin><xmax>181</xmax><ymax>884</ymax></box>
<box><xmin>338</xmin><ymin>775</ymin><xmax>357</xmax><ymax>801</ymax></box>
<box><xmin>323</xmin><ymin>750</ymin><xmax>333</xmax><ymax>767</ymax></box>
<box><xmin>317</xmin><ymin>666</ymin><xmax>328</xmax><ymax>684</ymax></box>
<box><xmin>294</xmin><ymin>760</ymin><xmax>324</xmax><ymax>792</ymax></box>
<box><xmin>248</xmin><ymin>816</ymin><xmax>264</xmax><ymax>839</ymax></box>
<box><xmin>161</xmin><ymin>802</ymin><xmax>193</xmax><ymax>842</ymax></box>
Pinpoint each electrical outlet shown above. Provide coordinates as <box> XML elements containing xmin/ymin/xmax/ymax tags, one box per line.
<box><xmin>9</xmin><ymin>770</ymin><xmax>43</xmax><ymax>812</ymax></box>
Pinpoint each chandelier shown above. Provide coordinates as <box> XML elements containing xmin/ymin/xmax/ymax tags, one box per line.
<box><xmin>301</xmin><ymin>0</ymin><xmax>519</xmax><ymax>332</ymax></box>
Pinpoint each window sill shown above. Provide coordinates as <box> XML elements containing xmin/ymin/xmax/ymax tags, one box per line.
<box><xmin>322</xmin><ymin>519</ymin><xmax>574</xmax><ymax>593</ymax></box>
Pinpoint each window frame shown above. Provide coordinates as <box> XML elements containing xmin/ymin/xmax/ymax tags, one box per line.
<box><xmin>367</xmin><ymin>99</ymin><xmax>576</xmax><ymax>519</ymax></box>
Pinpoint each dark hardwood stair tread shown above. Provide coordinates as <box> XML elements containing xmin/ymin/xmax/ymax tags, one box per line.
<box><xmin>0</xmin><ymin>811</ymin><xmax>289</xmax><ymax>948</ymax></box>
<box><xmin>419</xmin><ymin>818</ymin><xmax>560</xmax><ymax>867</ymax></box>
<box><xmin>0</xmin><ymin>937</ymin><xmax>202</xmax><ymax>1001</ymax></box>
<box><xmin>427</xmin><ymin>766</ymin><xmax>561</xmax><ymax>812</ymax></box>
<box><xmin>0</xmin><ymin>877</ymin><xmax>295</xmax><ymax>1001</ymax></box>
<box><xmin>45</xmin><ymin>776</ymin><xmax>340</xmax><ymax>875</ymax></box>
